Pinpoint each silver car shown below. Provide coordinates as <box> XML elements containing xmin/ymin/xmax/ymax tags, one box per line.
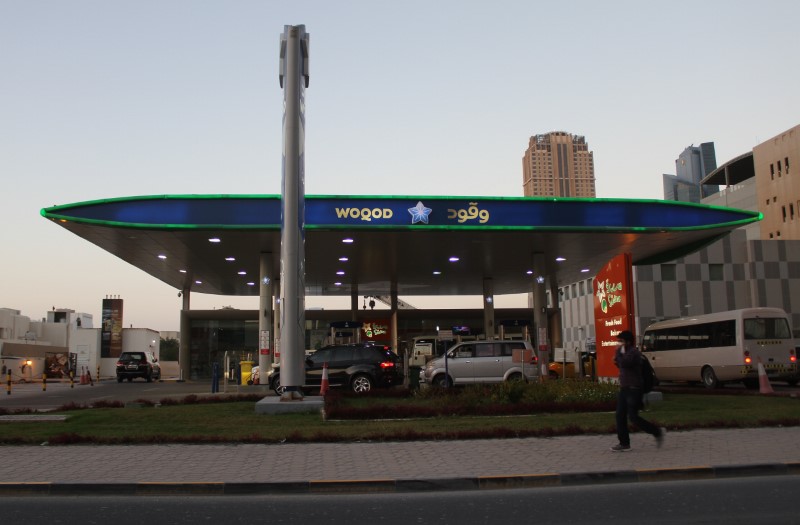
<box><xmin>419</xmin><ymin>340</ymin><xmax>539</xmax><ymax>387</ymax></box>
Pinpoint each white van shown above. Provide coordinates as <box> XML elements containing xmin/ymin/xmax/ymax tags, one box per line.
<box><xmin>419</xmin><ymin>340</ymin><xmax>539</xmax><ymax>387</ymax></box>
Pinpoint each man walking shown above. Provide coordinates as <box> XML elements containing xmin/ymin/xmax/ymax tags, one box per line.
<box><xmin>611</xmin><ymin>330</ymin><xmax>664</xmax><ymax>451</ymax></box>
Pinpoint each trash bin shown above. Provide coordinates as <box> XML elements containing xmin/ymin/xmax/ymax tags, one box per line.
<box><xmin>239</xmin><ymin>361</ymin><xmax>255</xmax><ymax>386</ymax></box>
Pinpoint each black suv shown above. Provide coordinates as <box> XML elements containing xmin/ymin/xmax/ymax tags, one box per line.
<box><xmin>116</xmin><ymin>351</ymin><xmax>161</xmax><ymax>383</ymax></box>
<box><xmin>268</xmin><ymin>343</ymin><xmax>401</xmax><ymax>394</ymax></box>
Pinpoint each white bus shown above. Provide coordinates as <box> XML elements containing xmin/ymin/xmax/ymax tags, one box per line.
<box><xmin>641</xmin><ymin>307</ymin><xmax>798</xmax><ymax>388</ymax></box>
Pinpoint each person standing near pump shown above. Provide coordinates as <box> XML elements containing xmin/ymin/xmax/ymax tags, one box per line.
<box><xmin>610</xmin><ymin>330</ymin><xmax>664</xmax><ymax>452</ymax></box>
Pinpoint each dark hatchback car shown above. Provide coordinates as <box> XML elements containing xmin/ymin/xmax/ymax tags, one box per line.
<box><xmin>116</xmin><ymin>351</ymin><xmax>161</xmax><ymax>383</ymax></box>
<box><xmin>268</xmin><ymin>343</ymin><xmax>401</xmax><ymax>394</ymax></box>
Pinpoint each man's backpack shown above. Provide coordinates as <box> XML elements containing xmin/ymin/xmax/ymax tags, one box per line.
<box><xmin>640</xmin><ymin>354</ymin><xmax>656</xmax><ymax>393</ymax></box>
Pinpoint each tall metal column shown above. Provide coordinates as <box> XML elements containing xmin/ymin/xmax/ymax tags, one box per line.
<box><xmin>258</xmin><ymin>252</ymin><xmax>274</xmax><ymax>380</ymax></box>
<box><xmin>390</xmin><ymin>287</ymin><xmax>402</xmax><ymax>384</ymax></box>
<box><xmin>273</xmin><ymin>278</ymin><xmax>281</xmax><ymax>361</ymax></box>
<box><xmin>178</xmin><ymin>287</ymin><xmax>191</xmax><ymax>382</ymax></box>
<box><xmin>532</xmin><ymin>253</ymin><xmax>549</xmax><ymax>378</ymax></box>
<box><xmin>351</xmin><ymin>287</ymin><xmax>359</xmax><ymax>321</ymax></box>
<box><xmin>278</xmin><ymin>25</ymin><xmax>310</xmax><ymax>400</ymax></box>
<box><xmin>483</xmin><ymin>278</ymin><xmax>495</xmax><ymax>340</ymax></box>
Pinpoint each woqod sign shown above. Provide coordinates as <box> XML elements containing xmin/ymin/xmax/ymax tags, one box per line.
<box><xmin>334</xmin><ymin>207</ymin><xmax>394</xmax><ymax>222</ymax></box>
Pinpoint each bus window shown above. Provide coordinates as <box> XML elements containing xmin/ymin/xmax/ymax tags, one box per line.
<box><xmin>744</xmin><ymin>317</ymin><xmax>792</xmax><ymax>339</ymax></box>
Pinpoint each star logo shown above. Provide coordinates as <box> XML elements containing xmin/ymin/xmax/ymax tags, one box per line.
<box><xmin>408</xmin><ymin>201</ymin><xmax>432</xmax><ymax>224</ymax></box>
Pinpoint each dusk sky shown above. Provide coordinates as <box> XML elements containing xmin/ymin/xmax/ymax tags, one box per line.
<box><xmin>2</xmin><ymin>0</ymin><xmax>798</xmax><ymax>332</ymax></box>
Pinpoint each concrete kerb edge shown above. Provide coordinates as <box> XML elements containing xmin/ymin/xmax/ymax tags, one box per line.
<box><xmin>2</xmin><ymin>462</ymin><xmax>799</xmax><ymax>496</ymax></box>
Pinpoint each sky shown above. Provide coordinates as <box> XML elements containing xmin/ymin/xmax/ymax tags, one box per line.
<box><xmin>2</xmin><ymin>0</ymin><xmax>799</xmax><ymax>333</ymax></box>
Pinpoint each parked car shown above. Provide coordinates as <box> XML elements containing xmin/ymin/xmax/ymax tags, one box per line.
<box><xmin>419</xmin><ymin>340</ymin><xmax>539</xmax><ymax>387</ymax></box>
<box><xmin>116</xmin><ymin>351</ymin><xmax>161</xmax><ymax>383</ymax></box>
<box><xmin>267</xmin><ymin>343</ymin><xmax>401</xmax><ymax>395</ymax></box>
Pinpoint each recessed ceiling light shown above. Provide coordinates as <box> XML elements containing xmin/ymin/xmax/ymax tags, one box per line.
<box><xmin>246</xmin><ymin>282</ymin><xmax>255</xmax><ymax>286</ymax></box>
<box><xmin>238</xmin><ymin>271</ymin><xmax>246</xmax><ymax>275</ymax></box>
<box><xmin>433</xmin><ymin>271</ymin><xmax>441</xmax><ymax>275</ymax></box>
<box><xmin>157</xmin><ymin>254</ymin><xmax>167</xmax><ymax>259</ymax></box>
<box><xmin>526</xmin><ymin>270</ymin><xmax>533</xmax><ymax>275</ymax></box>
<box><xmin>209</xmin><ymin>238</ymin><xmax>221</xmax><ymax>243</ymax></box>
<box><xmin>336</xmin><ymin>271</ymin><xmax>345</xmax><ymax>276</ymax></box>
<box><xmin>334</xmin><ymin>282</ymin><xmax>342</xmax><ymax>286</ymax></box>
<box><xmin>449</xmin><ymin>256</ymin><xmax>459</xmax><ymax>262</ymax></box>
<box><xmin>339</xmin><ymin>257</ymin><xmax>349</xmax><ymax>262</ymax></box>
<box><xmin>581</xmin><ymin>268</ymin><xmax>590</xmax><ymax>273</ymax></box>
<box><xmin>225</xmin><ymin>257</ymin><xmax>235</xmax><ymax>262</ymax></box>
<box><xmin>342</xmin><ymin>238</ymin><xmax>354</xmax><ymax>244</ymax></box>
<box><xmin>195</xmin><ymin>280</ymin><xmax>202</xmax><ymax>284</ymax></box>
<box><xmin>556</xmin><ymin>257</ymin><xmax>566</xmax><ymax>262</ymax></box>
<box><xmin>179</xmin><ymin>269</ymin><xmax>187</xmax><ymax>273</ymax></box>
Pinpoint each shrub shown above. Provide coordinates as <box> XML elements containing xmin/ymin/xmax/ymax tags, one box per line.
<box><xmin>325</xmin><ymin>380</ymin><xmax>619</xmax><ymax>420</ymax></box>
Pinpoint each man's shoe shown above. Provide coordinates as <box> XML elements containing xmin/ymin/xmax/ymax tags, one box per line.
<box><xmin>610</xmin><ymin>444</ymin><xmax>631</xmax><ymax>452</ymax></box>
<box><xmin>656</xmin><ymin>428</ymin><xmax>666</xmax><ymax>449</ymax></box>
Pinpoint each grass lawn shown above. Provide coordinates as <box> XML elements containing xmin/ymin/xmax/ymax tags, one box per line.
<box><xmin>1</xmin><ymin>389</ymin><xmax>798</xmax><ymax>445</ymax></box>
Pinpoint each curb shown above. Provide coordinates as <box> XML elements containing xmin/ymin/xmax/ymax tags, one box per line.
<box><xmin>2</xmin><ymin>462</ymin><xmax>798</xmax><ymax>496</ymax></box>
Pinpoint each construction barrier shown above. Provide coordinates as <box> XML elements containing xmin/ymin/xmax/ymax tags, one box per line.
<box><xmin>757</xmin><ymin>358</ymin><xmax>774</xmax><ymax>394</ymax></box>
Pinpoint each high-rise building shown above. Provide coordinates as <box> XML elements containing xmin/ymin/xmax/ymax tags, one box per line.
<box><xmin>522</xmin><ymin>131</ymin><xmax>596</xmax><ymax>197</ymax></box>
<box><xmin>662</xmin><ymin>142</ymin><xmax>719</xmax><ymax>202</ymax></box>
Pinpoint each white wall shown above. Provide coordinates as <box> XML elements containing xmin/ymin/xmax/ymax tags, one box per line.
<box><xmin>74</xmin><ymin>328</ymin><xmax>100</xmax><ymax>379</ymax></box>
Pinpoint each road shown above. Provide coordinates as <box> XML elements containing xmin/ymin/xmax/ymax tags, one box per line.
<box><xmin>2</xmin><ymin>476</ymin><xmax>798</xmax><ymax>524</ymax></box>
<box><xmin>3</xmin><ymin>377</ymin><xmax>799</xmax><ymax>412</ymax></box>
<box><xmin>1</xmin><ymin>378</ymin><xmax>271</xmax><ymax>411</ymax></box>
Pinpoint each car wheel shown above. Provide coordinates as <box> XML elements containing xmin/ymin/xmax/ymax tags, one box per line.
<box><xmin>145</xmin><ymin>372</ymin><xmax>152</xmax><ymax>383</ymax></box>
<box><xmin>351</xmin><ymin>374</ymin><xmax>373</xmax><ymax>394</ymax></box>
<box><xmin>701</xmin><ymin>366</ymin><xmax>719</xmax><ymax>389</ymax></box>
<box><xmin>271</xmin><ymin>375</ymin><xmax>285</xmax><ymax>395</ymax></box>
<box><xmin>117</xmin><ymin>376</ymin><xmax>123</xmax><ymax>383</ymax></box>
<box><xmin>127</xmin><ymin>377</ymin><xmax>133</xmax><ymax>382</ymax></box>
<box><xmin>433</xmin><ymin>375</ymin><xmax>451</xmax><ymax>388</ymax></box>
<box><xmin>787</xmin><ymin>377</ymin><xmax>799</xmax><ymax>387</ymax></box>
<box><xmin>507</xmin><ymin>372</ymin><xmax>524</xmax><ymax>383</ymax></box>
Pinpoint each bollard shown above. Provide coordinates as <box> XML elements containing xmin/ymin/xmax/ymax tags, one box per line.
<box><xmin>97</xmin><ymin>365</ymin><xmax>100</xmax><ymax>383</ymax></box>
<box><xmin>70</xmin><ymin>370</ymin><xmax>74</xmax><ymax>388</ymax></box>
<box><xmin>6</xmin><ymin>369</ymin><xmax>10</xmax><ymax>395</ymax></box>
<box><xmin>43</xmin><ymin>373</ymin><xmax>47</xmax><ymax>391</ymax></box>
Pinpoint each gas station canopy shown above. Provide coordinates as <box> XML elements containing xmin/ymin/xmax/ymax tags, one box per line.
<box><xmin>41</xmin><ymin>194</ymin><xmax>761</xmax><ymax>297</ymax></box>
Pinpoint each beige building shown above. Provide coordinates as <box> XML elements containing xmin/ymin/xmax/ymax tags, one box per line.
<box><xmin>558</xmin><ymin>122</ymin><xmax>800</xmax><ymax>349</ymax></box>
<box><xmin>755</xmin><ymin>124</ymin><xmax>800</xmax><ymax>240</ymax></box>
<box><xmin>522</xmin><ymin>131</ymin><xmax>596</xmax><ymax>197</ymax></box>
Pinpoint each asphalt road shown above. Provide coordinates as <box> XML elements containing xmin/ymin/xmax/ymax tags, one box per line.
<box><xmin>2</xmin><ymin>476</ymin><xmax>798</xmax><ymax>524</ymax></box>
<box><xmin>2</xmin><ymin>377</ymin><xmax>799</xmax><ymax>412</ymax></box>
<box><xmin>0</xmin><ymin>378</ymin><xmax>270</xmax><ymax>411</ymax></box>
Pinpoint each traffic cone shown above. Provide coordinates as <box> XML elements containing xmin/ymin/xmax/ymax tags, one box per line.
<box><xmin>319</xmin><ymin>362</ymin><xmax>330</xmax><ymax>396</ymax></box>
<box><xmin>757</xmin><ymin>357</ymin><xmax>774</xmax><ymax>394</ymax></box>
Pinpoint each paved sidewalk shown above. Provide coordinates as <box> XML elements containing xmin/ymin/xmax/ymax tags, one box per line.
<box><xmin>1</xmin><ymin>427</ymin><xmax>798</xmax><ymax>494</ymax></box>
